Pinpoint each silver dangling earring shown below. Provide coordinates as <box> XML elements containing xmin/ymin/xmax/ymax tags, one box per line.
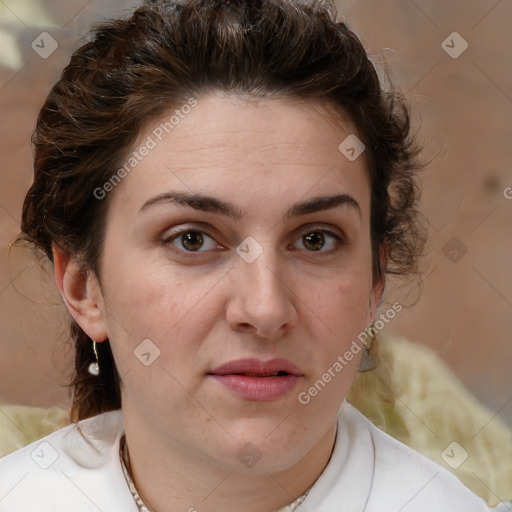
<box><xmin>88</xmin><ymin>341</ymin><xmax>100</xmax><ymax>376</ymax></box>
<box><xmin>358</xmin><ymin>326</ymin><xmax>376</xmax><ymax>372</ymax></box>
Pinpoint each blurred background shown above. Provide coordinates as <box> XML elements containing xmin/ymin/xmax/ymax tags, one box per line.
<box><xmin>0</xmin><ymin>0</ymin><xmax>511</xmax><ymax>429</ymax></box>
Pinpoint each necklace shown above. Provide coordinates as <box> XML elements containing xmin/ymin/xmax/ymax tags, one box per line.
<box><xmin>119</xmin><ymin>435</ymin><xmax>310</xmax><ymax>512</ymax></box>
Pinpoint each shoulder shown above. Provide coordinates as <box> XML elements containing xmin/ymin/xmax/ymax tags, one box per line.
<box><xmin>303</xmin><ymin>401</ymin><xmax>492</xmax><ymax>512</ymax></box>
<box><xmin>0</xmin><ymin>409</ymin><xmax>135</xmax><ymax>512</ymax></box>
<box><xmin>348</xmin><ymin>402</ymin><xmax>492</xmax><ymax>511</ymax></box>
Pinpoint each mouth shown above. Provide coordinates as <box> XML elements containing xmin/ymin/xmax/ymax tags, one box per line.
<box><xmin>209</xmin><ymin>357</ymin><xmax>303</xmax><ymax>377</ymax></box>
<box><xmin>223</xmin><ymin>371</ymin><xmax>292</xmax><ymax>377</ymax></box>
<box><xmin>208</xmin><ymin>358</ymin><xmax>303</xmax><ymax>401</ymax></box>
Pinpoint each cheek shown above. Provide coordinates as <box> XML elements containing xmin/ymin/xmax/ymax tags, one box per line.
<box><xmin>101</xmin><ymin>254</ymin><xmax>223</xmax><ymax>351</ymax></box>
<box><xmin>296</xmin><ymin>271</ymin><xmax>373</xmax><ymax>376</ymax></box>
<box><xmin>304</xmin><ymin>269</ymin><xmax>372</xmax><ymax>331</ymax></box>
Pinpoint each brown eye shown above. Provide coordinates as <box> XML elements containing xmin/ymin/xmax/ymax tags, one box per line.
<box><xmin>292</xmin><ymin>230</ymin><xmax>343</xmax><ymax>253</ymax></box>
<box><xmin>303</xmin><ymin>232</ymin><xmax>325</xmax><ymax>251</ymax></box>
<box><xmin>164</xmin><ymin>228</ymin><xmax>222</xmax><ymax>255</ymax></box>
<box><xmin>180</xmin><ymin>231</ymin><xmax>204</xmax><ymax>251</ymax></box>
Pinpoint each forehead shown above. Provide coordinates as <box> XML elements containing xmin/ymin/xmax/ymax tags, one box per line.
<box><xmin>155</xmin><ymin>93</ymin><xmax>360</xmax><ymax>161</ymax></box>
<box><xmin>108</xmin><ymin>93</ymin><xmax>370</xmax><ymax>213</ymax></box>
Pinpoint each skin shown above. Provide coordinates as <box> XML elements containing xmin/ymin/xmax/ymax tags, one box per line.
<box><xmin>54</xmin><ymin>93</ymin><xmax>385</xmax><ymax>512</ymax></box>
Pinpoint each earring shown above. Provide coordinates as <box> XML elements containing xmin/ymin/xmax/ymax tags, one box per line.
<box><xmin>358</xmin><ymin>326</ymin><xmax>376</xmax><ymax>372</ymax></box>
<box><xmin>88</xmin><ymin>341</ymin><xmax>100</xmax><ymax>376</ymax></box>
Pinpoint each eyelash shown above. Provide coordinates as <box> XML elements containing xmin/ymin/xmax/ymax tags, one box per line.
<box><xmin>161</xmin><ymin>226</ymin><xmax>346</xmax><ymax>257</ymax></box>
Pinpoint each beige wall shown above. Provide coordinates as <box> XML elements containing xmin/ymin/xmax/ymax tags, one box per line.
<box><xmin>0</xmin><ymin>1</ymin><xmax>511</xmax><ymax>425</ymax></box>
<box><xmin>340</xmin><ymin>0</ymin><xmax>512</xmax><ymax>426</ymax></box>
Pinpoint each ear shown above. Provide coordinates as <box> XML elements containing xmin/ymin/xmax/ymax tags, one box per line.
<box><xmin>368</xmin><ymin>244</ymin><xmax>387</xmax><ymax>320</ymax></box>
<box><xmin>52</xmin><ymin>244</ymin><xmax>108</xmax><ymax>343</ymax></box>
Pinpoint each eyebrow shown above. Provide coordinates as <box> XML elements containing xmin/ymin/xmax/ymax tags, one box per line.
<box><xmin>139</xmin><ymin>191</ymin><xmax>361</xmax><ymax>219</ymax></box>
<box><xmin>287</xmin><ymin>194</ymin><xmax>361</xmax><ymax>219</ymax></box>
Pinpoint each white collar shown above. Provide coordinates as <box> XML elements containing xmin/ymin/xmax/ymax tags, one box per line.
<box><xmin>64</xmin><ymin>400</ymin><xmax>373</xmax><ymax>511</ymax></box>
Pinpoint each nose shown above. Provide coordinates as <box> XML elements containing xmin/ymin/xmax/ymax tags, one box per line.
<box><xmin>225</xmin><ymin>251</ymin><xmax>298</xmax><ymax>339</ymax></box>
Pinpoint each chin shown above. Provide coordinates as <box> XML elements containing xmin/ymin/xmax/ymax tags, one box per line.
<box><xmin>213</xmin><ymin>442</ymin><xmax>307</xmax><ymax>475</ymax></box>
<box><xmin>208</xmin><ymin>419</ymin><xmax>317</xmax><ymax>473</ymax></box>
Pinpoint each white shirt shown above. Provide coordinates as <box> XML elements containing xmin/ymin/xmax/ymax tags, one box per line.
<box><xmin>0</xmin><ymin>401</ymin><xmax>495</xmax><ymax>511</ymax></box>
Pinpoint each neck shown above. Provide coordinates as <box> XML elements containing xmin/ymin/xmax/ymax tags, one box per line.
<box><xmin>121</xmin><ymin>411</ymin><xmax>338</xmax><ymax>512</ymax></box>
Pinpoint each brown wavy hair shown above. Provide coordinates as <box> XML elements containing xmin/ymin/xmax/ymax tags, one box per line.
<box><xmin>18</xmin><ymin>0</ymin><xmax>427</xmax><ymax>422</ymax></box>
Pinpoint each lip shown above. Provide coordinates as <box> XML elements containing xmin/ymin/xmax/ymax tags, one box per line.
<box><xmin>208</xmin><ymin>358</ymin><xmax>303</xmax><ymax>402</ymax></box>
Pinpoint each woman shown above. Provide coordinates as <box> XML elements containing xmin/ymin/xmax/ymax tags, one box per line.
<box><xmin>0</xmin><ymin>0</ymin><xmax>499</xmax><ymax>510</ymax></box>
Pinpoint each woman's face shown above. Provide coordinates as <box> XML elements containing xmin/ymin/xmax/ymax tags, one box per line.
<box><xmin>84</xmin><ymin>94</ymin><xmax>383</xmax><ymax>473</ymax></box>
